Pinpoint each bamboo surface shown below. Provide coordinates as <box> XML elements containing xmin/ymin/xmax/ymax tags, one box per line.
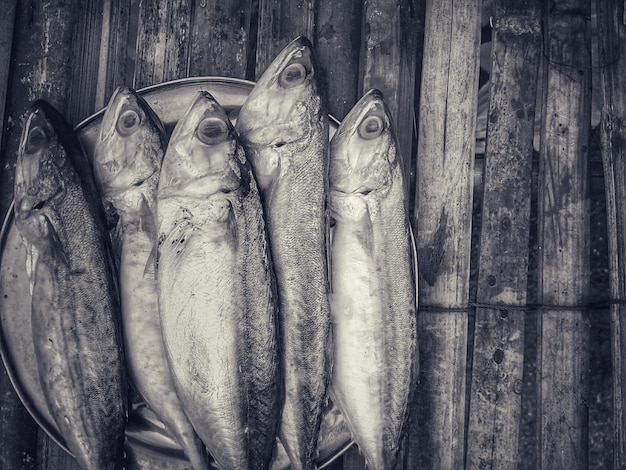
<box><xmin>0</xmin><ymin>0</ymin><xmax>619</xmax><ymax>469</ymax></box>
<box><xmin>537</xmin><ymin>1</ymin><xmax>591</xmax><ymax>468</ymax></box>
<box><xmin>465</xmin><ymin>1</ymin><xmax>541</xmax><ymax>468</ymax></box>
<box><xmin>410</xmin><ymin>0</ymin><xmax>481</xmax><ymax>468</ymax></box>
<box><xmin>597</xmin><ymin>0</ymin><xmax>626</xmax><ymax>468</ymax></box>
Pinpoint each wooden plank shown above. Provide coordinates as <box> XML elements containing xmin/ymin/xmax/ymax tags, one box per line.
<box><xmin>35</xmin><ymin>430</ymin><xmax>82</xmax><ymax>470</ymax></box>
<box><xmin>0</xmin><ymin>1</ymin><xmax>86</xmax><ymax>468</ymax></box>
<box><xmin>408</xmin><ymin>0</ymin><xmax>481</xmax><ymax>468</ymax></box>
<box><xmin>188</xmin><ymin>0</ymin><xmax>254</xmax><ymax>79</ymax></box>
<box><xmin>254</xmin><ymin>0</ymin><xmax>316</xmax><ymax>78</ymax></box>
<box><xmin>315</xmin><ymin>0</ymin><xmax>362</xmax><ymax>120</ymax></box>
<box><xmin>465</xmin><ymin>1</ymin><xmax>541</xmax><ymax>468</ymax></box>
<box><xmin>66</xmin><ymin>0</ymin><xmax>104</xmax><ymax>125</ymax></box>
<box><xmin>0</xmin><ymin>0</ymin><xmax>17</xmax><ymax>158</ymax></box>
<box><xmin>536</xmin><ymin>1</ymin><xmax>591</xmax><ymax>468</ymax></box>
<box><xmin>596</xmin><ymin>0</ymin><xmax>626</xmax><ymax>467</ymax></box>
<box><xmin>359</xmin><ymin>0</ymin><xmax>421</xmax><ymax>181</ymax></box>
<box><xmin>133</xmin><ymin>0</ymin><xmax>193</xmax><ymax>89</ymax></box>
<box><xmin>96</xmin><ymin>0</ymin><xmax>134</xmax><ymax>108</ymax></box>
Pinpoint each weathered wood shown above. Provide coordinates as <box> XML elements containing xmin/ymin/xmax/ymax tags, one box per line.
<box><xmin>96</xmin><ymin>0</ymin><xmax>133</xmax><ymax>108</ymax></box>
<box><xmin>0</xmin><ymin>1</ymin><xmax>85</xmax><ymax>468</ymax></box>
<box><xmin>134</xmin><ymin>0</ymin><xmax>193</xmax><ymax>89</ymax></box>
<box><xmin>35</xmin><ymin>430</ymin><xmax>82</xmax><ymax>470</ymax></box>
<box><xmin>255</xmin><ymin>0</ymin><xmax>316</xmax><ymax>78</ymax></box>
<box><xmin>409</xmin><ymin>0</ymin><xmax>481</xmax><ymax>468</ymax></box>
<box><xmin>537</xmin><ymin>1</ymin><xmax>591</xmax><ymax>469</ymax></box>
<box><xmin>465</xmin><ymin>1</ymin><xmax>541</xmax><ymax>468</ymax></box>
<box><xmin>0</xmin><ymin>0</ymin><xmax>17</xmax><ymax>159</ymax></box>
<box><xmin>340</xmin><ymin>445</ymin><xmax>366</xmax><ymax>470</ymax></box>
<box><xmin>596</xmin><ymin>0</ymin><xmax>626</xmax><ymax>467</ymax></box>
<box><xmin>66</xmin><ymin>0</ymin><xmax>104</xmax><ymax>125</ymax></box>
<box><xmin>359</xmin><ymin>0</ymin><xmax>421</xmax><ymax>182</ymax></box>
<box><xmin>188</xmin><ymin>0</ymin><xmax>254</xmax><ymax>79</ymax></box>
<box><xmin>315</xmin><ymin>0</ymin><xmax>362</xmax><ymax>120</ymax></box>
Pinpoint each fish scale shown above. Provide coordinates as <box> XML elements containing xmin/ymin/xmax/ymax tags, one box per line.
<box><xmin>13</xmin><ymin>100</ymin><xmax>127</xmax><ymax>470</ymax></box>
<box><xmin>157</xmin><ymin>91</ymin><xmax>280</xmax><ymax>470</ymax></box>
<box><xmin>92</xmin><ymin>86</ymin><xmax>209</xmax><ymax>470</ymax></box>
<box><xmin>236</xmin><ymin>36</ymin><xmax>331</xmax><ymax>470</ymax></box>
<box><xmin>328</xmin><ymin>89</ymin><xmax>417</xmax><ymax>470</ymax></box>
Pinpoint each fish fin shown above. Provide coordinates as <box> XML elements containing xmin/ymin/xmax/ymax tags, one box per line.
<box><xmin>42</xmin><ymin>216</ymin><xmax>70</xmax><ymax>268</ymax></box>
<box><xmin>326</xmin><ymin>204</ymin><xmax>333</xmax><ymax>291</ymax></box>
<box><xmin>109</xmin><ymin>218</ymin><xmax>124</xmax><ymax>267</ymax></box>
<box><xmin>163</xmin><ymin>217</ymin><xmax>194</xmax><ymax>257</ymax></box>
<box><xmin>144</xmin><ymin>246</ymin><xmax>157</xmax><ymax>279</ymax></box>
<box><xmin>138</xmin><ymin>194</ymin><xmax>157</xmax><ymax>238</ymax></box>
<box><xmin>409</xmin><ymin>222</ymin><xmax>418</xmax><ymax>301</ymax></box>
<box><xmin>357</xmin><ymin>205</ymin><xmax>374</xmax><ymax>254</ymax></box>
<box><xmin>225</xmin><ymin>202</ymin><xmax>238</xmax><ymax>249</ymax></box>
<box><xmin>24</xmin><ymin>242</ymin><xmax>39</xmax><ymax>296</ymax></box>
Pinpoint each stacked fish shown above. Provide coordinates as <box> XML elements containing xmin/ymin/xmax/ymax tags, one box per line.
<box><xmin>12</xmin><ymin>36</ymin><xmax>417</xmax><ymax>470</ymax></box>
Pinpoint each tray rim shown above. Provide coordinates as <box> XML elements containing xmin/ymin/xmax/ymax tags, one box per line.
<box><xmin>0</xmin><ymin>75</ymin><xmax>349</xmax><ymax>468</ymax></box>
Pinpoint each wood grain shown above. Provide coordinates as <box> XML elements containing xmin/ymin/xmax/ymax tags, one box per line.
<box><xmin>315</xmin><ymin>0</ymin><xmax>362</xmax><ymax>120</ymax></box>
<box><xmin>188</xmin><ymin>0</ymin><xmax>254</xmax><ymax>79</ymax></box>
<box><xmin>408</xmin><ymin>0</ymin><xmax>481</xmax><ymax>468</ymax></box>
<box><xmin>537</xmin><ymin>1</ymin><xmax>591</xmax><ymax>468</ymax></box>
<box><xmin>0</xmin><ymin>1</ymin><xmax>85</xmax><ymax>468</ymax></box>
<box><xmin>596</xmin><ymin>0</ymin><xmax>626</xmax><ymax>467</ymax></box>
<box><xmin>255</xmin><ymin>0</ymin><xmax>316</xmax><ymax>78</ymax></box>
<box><xmin>134</xmin><ymin>0</ymin><xmax>193</xmax><ymax>89</ymax></box>
<box><xmin>465</xmin><ymin>1</ymin><xmax>541</xmax><ymax>468</ymax></box>
<box><xmin>66</xmin><ymin>0</ymin><xmax>104</xmax><ymax>125</ymax></box>
<box><xmin>359</xmin><ymin>0</ymin><xmax>421</xmax><ymax>182</ymax></box>
<box><xmin>96</xmin><ymin>0</ymin><xmax>134</xmax><ymax>107</ymax></box>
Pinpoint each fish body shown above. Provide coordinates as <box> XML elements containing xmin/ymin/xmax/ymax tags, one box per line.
<box><xmin>236</xmin><ymin>36</ymin><xmax>332</xmax><ymax>470</ymax></box>
<box><xmin>327</xmin><ymin>90</ymin><xmax>417</xmax><ymax>470</ymax></box>
<box><xmin>93</xmin><ymin>86</ymin><xmax>208</xmax><ymax>470</ymax></box>
<box><xmin>13</xmin><ymin>100</ymin><xmax>127</xmax><ymax>470</ymax></box>
<box><xmin>156</xmin><ymin>91</ymin><xmax>280</xmax><ymax>469</ymax></box>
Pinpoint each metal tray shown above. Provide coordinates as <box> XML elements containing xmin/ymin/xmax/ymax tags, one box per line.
<box><xmin>0</xmin><ymin>77</ymin><xmax>351</xmax><ymax>468</ymax></box>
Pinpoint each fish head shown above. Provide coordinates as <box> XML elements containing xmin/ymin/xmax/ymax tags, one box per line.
<box><xmin>158</xmin><ymin>91</ymin><xmax>249</xmax><ymax>221</ymax></box>
<box><xmin>94</xmin><ymin>86</ymin><xmax>166</xmax><ymax>214</ymax></box>
<box><xmin>236</xmin><ymin>36</ymin><xmax>326</xmax><ymax>184</ymax></box>
<box><xmin>328</xmin><ymin>90</ymin><xmax>403</xmax><ymax>225</ymax></box>
<box><xmin>329</xmin><ymin>90</ymin><xmax>401</xmax><ymax>210</ymax></box>
<box><xmin>14</xmin><ymin>101</ymin><xmax>75</xmax><ymax>243</ymax></box>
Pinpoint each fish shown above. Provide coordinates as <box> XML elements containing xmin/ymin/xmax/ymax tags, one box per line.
<box><xmin>92</xmin><ymin>86</ymin><xmax>209</xmax><ymax>470</ymax></box>
<box><xmin>156</xmin><ymin>91</ymin><xmax>280</xmax><ymax>470</ymax></box>
<box><xmin>236</xmin><ymin>36</ymin><xmax>332</xmax><ymax>470</ymax></box>
<box><xmin>13</xmin><ymin>100</ymin><xmax>127</xmax><ymax>470</ymax></box>
<box><xmin>327</xmin><ymin>89</ymin><xmax>418</xmax><ymax>470</ymax></box>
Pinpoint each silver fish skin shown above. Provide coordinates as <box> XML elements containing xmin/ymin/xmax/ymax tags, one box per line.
<box><xmin>327</xmin><ymin>89</ymin><xmax>417</xmax><ymax>470</ymax></box>
<box><xmin>93</xmin><ymin>86</ymin><xmax>209</xmax><ymax>470</ymax></box>
<box><xmin>156</xmin><ymin>91</ymin><xmax>280</xmax><ymax>470</ymax></box>
<box><xmin>13</xmin><ymin>100</ymin><xmax>127</xmax><ymax>470</ymax></box>
<box><xmin>236</xmin><ymin>36</ymin><xmax>332</xmax><ymax>470</ymax></box>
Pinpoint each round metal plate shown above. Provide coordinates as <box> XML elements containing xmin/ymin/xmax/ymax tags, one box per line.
<box><xmin>0</xmin><ymin>77</ymin><xmax>350</xmax><ymax>468</ymax></box>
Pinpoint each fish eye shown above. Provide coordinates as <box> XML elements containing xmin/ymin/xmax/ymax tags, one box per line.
<box><xmin>116</xmin><ymin>109</ymin><xmax>141</xmax><ymax>136</ymax></box>
<box><xmin>358</xmin><ymin>115</ymin><xmax>384</xmax><ymax>140</ymax></box>
<box><xmin>279</xmin><ymin>63</ymin><xmax>307</xmax><ymax>88</ymax></box>
<box><xmin>26</xmin><ymin>126</ymin><xmax>47</xmax><ymax>153</ymax></box>
<box><xmin>196</xmin><ymin>117</ymin><xmax>229</xmax><ymax>145</ymax></box>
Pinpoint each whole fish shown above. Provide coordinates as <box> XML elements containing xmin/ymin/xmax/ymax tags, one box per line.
<box><xmin>13</xmin><ymin>100</ymin><xmax>127</xmax><ymax>470</ymax></box>
<box><xmin>93</xmin><ymin>86</ymin><xmax>209</xmax><ymax>470</ymax></box>
<box><xmin>156</xmin><ymin>91</ymin><xmax>280</xmax><ymax>470</ymax></box>
<box><xmin>236</xmin><ymin>36</ymin><xmax>332</xmax><ymax>470</ymax></box>
<box><xmin>327</xmin><ymin>89</ymin><xmax>417</xmax><ymax>470</ymax></box>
